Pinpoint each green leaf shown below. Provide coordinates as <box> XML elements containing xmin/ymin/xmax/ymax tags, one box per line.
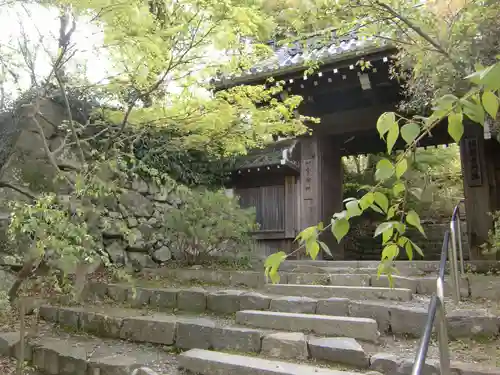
<box><xmin>269</xmin><ymin>267</ymin><xmax>281</xmax><ymax>284</ymax></box>
<box><xmin>387</xmin><ymin>123</ymin><xmax>399</xmax><ymax>154</ymax></box>
<box><xmin>306</xmin><ymin>240</ymin><xmax>320</xmax><ymax>260</ymax></box>
<box><xmin>370</xmin><ymin>204</ymin><xmax>385</xmax><ymax>215</ymax></box>
<box><xmin>448</xmin><ymin>111</ymin><xmax>464</xmax><ymax>143</ymax></box>
<box><xmin>462</xmin><ymin>99</ymin><xmax>485</xmax><ymax>125</ymax></box>
<box><xmin>387</xmin><ymin>205</ymin><xmax>396</xmax><ymax>219</ymax></box>
<box><xmin>295</xmin><ymin>226</ymin><xmax>317</xmax><ymax>243</ymax></box>
<box><xmin>318</xmin><ymin>241</ymin><xmax>332</xmax><ymax>257</ymax></box>
<box><xmin>331</xmin><ymin>218</ymin><xmax>350</xmax><ymax>243</ymax></box>
<box><xmin>346</xmin><ymin>200</ymin><xmax>362</xmax><ymax>218</ymax></box>
<box><xmin>393</xmin><ymin>182</ymin><xmax>405</xmax><ymax>196</ymax></box>
<box><xmin>435</xmin><ymin>94</ymin><xmax>458</xmax><ymax>110</ymax></box>
<box><xmin>333</xmin><ymin>210</ymin><xmax>348</xmax><ymax>220</ymax></box>
<box><xmin>480</xmin><ymin>63</ymin><xmax>500</xmax><ymax>90</ymax></box>
<box><xmin>382</xmin><ymin>227</ymin><xmax>394</xmax><ymax>244</ymax></box>
<box><xmin>264</xmin><ymin>251</ymin><xmax>287</xmax><ymax>284</ymax></box>
<box><xmin>466</xmin><ymin>69</ymin><xmax>483</xmax><ymax>85</ymax></box>
<box><xmin>375</xmin><ymin>159</ymin><xmax>394</xmax><ymax>181</ymax></box>
<box><xmin>482</xmin><ymin>91</ymin><xmax>499</xmax><ymax>119</ymax></box>
<box><xmin>395</xmin><ymin>159</ymin><xmax>408</xmax><ymax>178</ymax></box>
<box><xmin>400</xmin><ymin>123</ymin><xmax>420</xmax><ymax>145</ymax></box>
<box><xmin>394</xmin><ymin>222</ymin><xmax>406</xmax><ymax>234</ymax></box>
<box><xmin>405</xmin><ymin>240</ymin><xmax>413</xmax><ymax>261</ymax></box>
<box><xmin>359</xmin><ymin>192</ymin><xmax>374</xmax><ymax>210</ymax></box>
<box><xmin>377</xmin><ymin>260</ymin><xmax>392</xmax><ymax>277</ymax></box>
<box><xmin>374</xmin><ymin>222</ymin><xmax>395</xmax><ymax>237</ymax></box>
<box><xmin>382</xmin><ymin>243</ymin><xmax>399</xmax><ymax>261</ymax></box>
<box><xmin>410</xmin><ymin>187</ymin><xmax>423</xmax><ymax>200</ymax></box>
<box><xmin>406</xmin><ymin>210</ymin><xmax>426</xmax><ymax>237</ymax></box>
<box><xmin>264</xmin><ymin>251</ymin><xmax>287</xmax><ymax>268</ymax></box>
<box><xmin>408</xmin><ymin>239</ymin><xmax>424</xmax><ymax>257</ymax></box>
<box><xmin>377</xmin><ymin>112</ymin><xmax>396</xmax><ymax>138</ymax></box>
<box><xmin>397</xmin><ymin>236</ymin><xmax>409</xmax><ymax>247</ymax></box>
<box><xmin>374</xmin><ymin>192</ymin><xmax>389</xmax><ymax>213</ymax></box>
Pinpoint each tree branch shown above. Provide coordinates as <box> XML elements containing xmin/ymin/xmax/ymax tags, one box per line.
<box><xmin>54</xmin><ymin>72</ymin><xmax>86</xmax><ymax>165</ymax></box>
<box><xmin>0</xmin><ymin>181</ymin><xmax>36</xmax><ymax>200</ymax></box>
<box><xmin>373</xmin><ymin>0</ymin><xmax>454</xmax><ymax>62</ymax></box>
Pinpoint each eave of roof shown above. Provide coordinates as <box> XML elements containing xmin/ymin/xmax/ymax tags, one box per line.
<box><xmin>214</xmin><ymin>41</ymin><xmax>395</xmax><ymax>89</ymax></box>
<box><xmin>231</xmin><ymin>138</ymin><xmax>300</xmax><ymax>173</ymax></box>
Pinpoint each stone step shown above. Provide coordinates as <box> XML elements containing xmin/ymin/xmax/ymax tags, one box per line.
<box><xmin>86</xmin><ymin>283</ymin><xmax>500</xmax><ymax>339</ymax></box>
<box><xmin>281</xmin><ymin>260</ymin><xmax>442</xmax><ymax>275</ymax></box>
<box><xmin>36</xmin><ymin>304</ymin><xmax>500</xmax><ymax>372</ymax></box>
<box><xmin>264</xmin><ymin>284</ymin><xmax>413</xmax><ymax>301</ymax></box>
<box><xmin>178</xmin><ymin>348</ymin><xmax>362</xmax><ymax>375</ymax></box>
<box><xmin>137</xmin><ymin>267</ymin><xmax>490</xmax><ymax>299</ymax></box>
<box><xmin>0</xmin><ymin>329</ymin><xmax>178</xmax><ymax>375</ymax></box>
<box><xmin>235</xmin><ymin>310</ymin><xmax>380</xmax><ymax>342</ymax></box>
<box><xmin>34</xmin><ymin>305</ymin><xmax>375</xmax><ymax>369</ymax></box>
<box><xmin>178</xmin><ymin>348</ymin><xmax>500</xmax><ymax>375</ymax></box>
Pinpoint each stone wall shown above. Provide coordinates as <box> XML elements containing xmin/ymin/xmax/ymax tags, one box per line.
<box><xmin>100</xmin><ymin>176</ymin><xmax>180</xmax><ymax>268</ymax></box>
<box><xmin>0</xmin><ymin>98</ymin><xmax>181</xmax><ymax>269</ymax></box>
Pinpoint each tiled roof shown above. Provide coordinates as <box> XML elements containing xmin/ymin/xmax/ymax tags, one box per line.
<box><xmin>216</xmin><ymin>33</ymin><xmax>392</xmax><ymax>86</ymax></box>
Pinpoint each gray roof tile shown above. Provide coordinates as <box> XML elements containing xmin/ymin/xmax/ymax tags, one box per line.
<box><xmin>215</xmin><ymin>34</ymin><xmax>392</xmax><ymax>86</ymax></box>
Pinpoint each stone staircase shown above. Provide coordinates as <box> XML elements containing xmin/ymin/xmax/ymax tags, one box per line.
<box><xmin>1</xmin><ymin>261</ymin><xmax>499</xmax><ymax>375</ymax></box>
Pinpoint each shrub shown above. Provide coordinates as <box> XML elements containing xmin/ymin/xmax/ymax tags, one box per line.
<box><xmin>164</xmin><ymin>189</ymin><xmax>257</xmax><ymax>264</ymax></box>
<box><xmin>482</xmin><ymin>211</ymin><xmax>500</xmax><ymax>256</ymax></box>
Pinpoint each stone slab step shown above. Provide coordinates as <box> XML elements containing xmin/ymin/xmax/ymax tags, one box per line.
<box><xmin>87</xmin><ymin>283</ymin><xmax>500</xmax><ymax>339</ymax></box>
<box><xmin>281</xmin><ymin>260</ymin><xmax>442</xmax><ymax>275</ymax></box>
<box><xmin>370</xmin><ymin>352</ymin><xmax>500</xmax><ymax>375</ymax></box>
<box><xmin>178</xmin><ymin>348</ymin><xmax>362</xmax><ymax>375</ymax></box>
<box><xmin>121</xmin><ymin>268</ymin><xmax>483</xmax><ymax>299</ymax></box>
<box><xmin>235</xmin><ymin>310</ymin><xmax>380</xmax><ymax>342</ymax></box>
<box><xmin>36</xmin><ymin>305</ymin><xmax>500</xmax><ymax>372</ymax></box>
<box><xmin>264</xmin><ymin>284</ymin><xmax>413</xmax><ymax>301</ymax></box>
<box><xmin>0</xmin><ymin>329</ymin><xmax>178</xmax><ymax>375</ymax></box>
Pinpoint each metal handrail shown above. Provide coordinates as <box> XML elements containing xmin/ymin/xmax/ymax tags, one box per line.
<box><xmin>411</xmin><ymin>230</ymin><xmax>451</xmax><ymax>375</ymax></box>
<box><xmin>411</xmin><ymin>200</ymin><xmax>466</xmax><ymax>375</ymax></box>
<box><xmin>449</xmin><ymin>199</ymin><xmax>466</xmax><ymax>302</ymax></box>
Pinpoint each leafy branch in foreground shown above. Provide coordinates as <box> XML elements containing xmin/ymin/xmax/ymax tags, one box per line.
<box><xmin>264</xmin><ymin>60</ymin><xmax>500</xmax><ymax>284</ymax></box>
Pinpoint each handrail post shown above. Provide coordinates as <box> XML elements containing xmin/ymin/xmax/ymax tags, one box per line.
<box><xmin>456</xmin><ymin>213</ymin><xmax>465</xmax><ymax>275</ymax></box>
<box><xmin>436</xmin><ymin>278</ymin><xmax>451</xmax><ymax>375</ymax></box>
<box><xmin>449</xmin><ymin>219</ymin><xmax>461</xmax><ymax>303</ymax></box>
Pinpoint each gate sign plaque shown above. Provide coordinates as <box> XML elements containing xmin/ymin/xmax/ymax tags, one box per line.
<box><xmin>464</xmin><ymin>137</ymin><xmax>482</xmax><ymax>187</ymax></box>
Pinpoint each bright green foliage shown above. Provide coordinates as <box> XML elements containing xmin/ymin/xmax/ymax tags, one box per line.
<box><xmin>163</xmin><ymin>188</ymin><xmax>257</xmax><ymax>265</ymax></box>
<box><xmin>401</xmin><ymin>123</ymin><xmax>421</xmax><ymax>145</ymax></box>
<box><xmin>482</xmin><ymin>91</ymin><xmax>499</xmax><ymax>119</ymax></box>
<box><xmin>375</xmin><ymin>159</ymin><xmax>394</xmax><ymax>181</ymax></box>
<box><xmin>448</xmin><ymin>112</ymin><xmax>464</xmax><ymax>143</ymax></box>
<box><xmin>6</xmin><ymin>162</ymin><xmax>119</xmax><ymax>296</ymax></box>
<box><xmin>331</xmin><ymin>217</ymin><xmax>350</xmax><ymax>243</ymax></box>
<box><xmin>406</xmin><ymin>210</ymin><xmax>426</xmax><ymax>237</ymax></box>
<box><xmin>295</xmin><ymin>223</ymin><xmax>328</xmax><ymax>259</ymax></box>
<box><xmin>8</xmin><ymin>193</ymin><xmax>102</xmax><ymax>268</ymax></box>
<box><xmin>376</xmin><ymin>112</ymin><xmax>396</xmax><ymax>138</ymax></box>
<box><xmin>481</xmin><ymin>211</ymin><xmax>500</xmax><ymax>256</ymax></box>
<box><xmin>264</xmin><ymin>251</ymin><xmax>287</xmax><ymax>284</ymax></box>
<box><xmin>395</xmin><ymin>159</ymin><xmax>408</xmax><ymax>179</ymax></box>
<box><xmin>376</xmin><ymin>112</ymin><xmax>400</xmax><ymax>153</ymax></box>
